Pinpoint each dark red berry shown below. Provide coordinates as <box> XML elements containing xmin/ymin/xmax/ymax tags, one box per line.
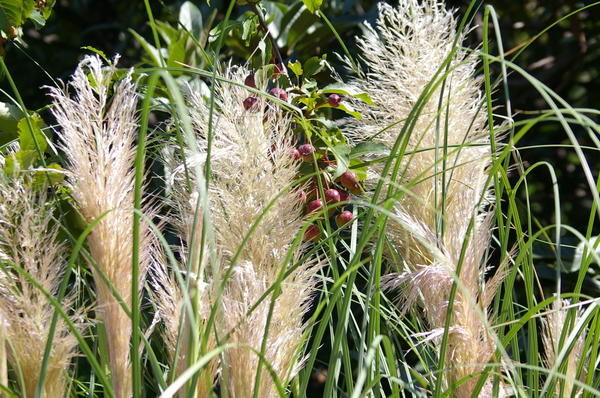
<box><xmin>336</xmin><ymin>210</ymin><xmax>354</xmax><ymax>227</ymax></box>
<box><xmin>290</xmin><ymin>147</ymin><xmax>302</xmax><ymax>160</ymax></box>
<box><xmin>339</xmin><ymin>190</ymin><xmax>350</xmax><ymax>202</ymax></box>
<box><xmin>324</xmin><ymin>189</ymin><xmax>341</xmax><ymax>204</ymax></box>
<box><xmin>340</xmin><ymin>171</ymin><xmax>358</xmax><ymax>188</ymax></box>
<box><xmin>328</xmin><ymin>94</ymin><xmax>342</xmax><ymax>107</ymax></box>
<box><xmin>303</xmin><ymin>224</ymin><xmax>321</xmax><ymax>242</ymax></box>
<box><xmin>307</xmin><ymin>199</ymin><xmax>323</xmax><ymax>214</ymax></box>
<box><xmin>245</xmin><ymin>74</ymin><xmax>256</xmax><ymax>88</ymax></box>
<box><xmin>339</xmin><ymin>171</ymin><xmax>362</xmax><ymax>194</ymax></box>
<box><xmin>298</xmin><ymin>144</ymin><xmax>315</xmax><ymax>157</ymax></box>
<box><xmin>269</xmin><ymin>87</ymin><xmax>288</xmax><ymax>102</ymax></box>
<box><xmin>243</xmin><ymin>96</ymin><xmax>260</xmax><ymax>112</ymax></box>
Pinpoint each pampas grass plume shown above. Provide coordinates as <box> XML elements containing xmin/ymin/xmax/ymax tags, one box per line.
<box><xmin>47</xmin><ymin>55</ymin><xmax>152</xmax><ymax>398</ymax></box>
<box><xmin>0</xmin><ymin>175</ymin><xmax>81</xmax><ymax>397</ymax></box>
<box><xmin>345</xmin><ymin>1</ymin><xmax>505</xmax><ymax>396</ymax></box>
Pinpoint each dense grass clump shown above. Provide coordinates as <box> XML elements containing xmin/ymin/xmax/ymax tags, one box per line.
<box><xmin>0</xmin><ymin>0</ymin><xmax>598</xmax><ymax>397</ymax></box>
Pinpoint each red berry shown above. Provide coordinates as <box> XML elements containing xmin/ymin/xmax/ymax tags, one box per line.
<box><xmin>298</xmin><ymin>144</ymin><xmax>315</xmax><ymax>156</ymax></box>
<box><xmin>290</xmin><ymin>147</ymin><xmax>302</xmax><ymax>160</ymax></box>
<box><xmin>339</xmin><ymin>189</ymin><xmax>350</xmax><ymax>202</ymax></box>
<box><xmin>303</xmin><ymin>224</ymin><xmax>320</xmax><ymax>242</ymax></box>
<box><xmin>340</xmin><ymin>171</ymin><xmax>362</xmax><ymax>194</ymax></box>
<box><xmin>336</xmin><ymin>210</ymin><xmax>354</xmax><ymax>227</ymax></box>
<box><xmin>269</xmin><ymin>87</ymin><xmax>288</xmax><ymax>102</ymax></box>
<box><xmin>298</xmin><ymin>144</ymin><xmax>315</xmax><ymax>162</ymax></box>
<box><xmin>245</xmin><ymin>73</ymin><xmax>256</xmax><ymax>88</ymax></box>
<box><xmin>324</xmin><ymin>189</ymin><xmax>341</xmax><ymax>203</ymax></box>
<box><xmin>328</xmin><ymin>94</ymin><xmax>342</xmax><ymax>107</ymax></box>
<box><xmin>340</xmin><ymin>171</ymin><xmax>358</xmax><ymax>187</ymax></box>
<box><xmin>307</xmin><ymin>199</ymin><xmax>323</xmax><ymax>214</ymax></box>
<box><xmin>243</xmin><ymin>96</ymin><xmax>260</xmax><ymax>112</ymax></box>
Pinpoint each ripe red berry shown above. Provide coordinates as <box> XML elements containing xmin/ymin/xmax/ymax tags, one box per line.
<box><xmin>243</xmin><ymin>96</ymin><xmax>260</xmax><ymax>112</ymax></box>
<box><xmin>298</xmin><ymin>144</ymin><xmax>315</xmax><ymax>156</ymax></box>
<box><xmin>269</xmin><ymin>87</ymin><xmax>288</xmax><ymax>102</ymax></box>
<box><xmin>298</xmin><ymin>143</ymin><xmax>315</xmax><ymax>162</ymax></box>
<box><xmin>245</xmin><ymin>73</ymin><xmax>256</xmax><ymax>88</ymax></box>
<box><xmin>328</xmin><ymin>94</ymin><xmax>342</xmax><ymax>107</ymax></box>
<box><xmin>324</xmin><ymin>189</ymin><xmax>341</xmax><ymax>203</ymax></box>
<box><xmin>339</xmin><ymin>189</ymin><xmax>350</xmax><ymax>202</ymax></box>
<box><xmin>339</xmin><ymin>171</ymin><xmax>362</xmax><ymax>194</ymax></box>
<box><xmin>340</xmin><ymin>171</ymin><xmax>358</xmax><ymax>187</ymax></box>
<box><xmin>307</xmin><ymin>199</ymin><xmax>323</xmax><ymax>214</ymax></box>
<box><xmin>303</xmin><ymin>224</ymin><xmax>320</xmax><ymax>242</ymax></box>
<box><xmin>336</xmin><ymin>210</ymin><xmax>354</xmax><ymax>227</ymax></box>
<box><xmin>290</xmin><ymin>147</ymin><xmax>302</xmax><ymax>160</ymax></box>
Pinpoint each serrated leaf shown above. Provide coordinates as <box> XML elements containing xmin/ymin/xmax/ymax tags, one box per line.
<box><xmin>350</xmin><ymin>142</ymin><xmax>389</xmax><ymax>158</ymax></box>
<box><xmin>301</xmin><ymin>0</ymin><xmax>322</xmax><ymax>13</ymax></box>
<box><xmin>321</xmin><ymin>82</ymin><xmax>374</xmax><ymax>104</ymax></box>
<box><xmin>18</xmin><ymin>114</ymin><xmax>47</xmax><ymax>154</ymax></box>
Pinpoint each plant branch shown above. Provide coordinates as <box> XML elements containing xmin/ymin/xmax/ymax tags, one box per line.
<box><xmin>250</xmin><ymin>4</ymin><xmax>287</xmax><ymax>75</ymax></box>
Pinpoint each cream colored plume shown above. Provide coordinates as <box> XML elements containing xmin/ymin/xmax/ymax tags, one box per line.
<box><xmin>542</xmin><ymin>298</ymin><xmax>587</xmax><ymax>398</ymax></box>
<box><xmin>162</xmin><ymin>66</ymin><xmax>318</xmax><ymax>397</ymax></box>
<box><xmin>47</xmin><ymin>55</ymin><xmax>152</xmax><ymax>398</ymax></box>
<box><xmin>0</xmin><ymin>175</ymin><xmax>81</xmax><ymax>397</ymax></box>
<box><xmin>345</xmin><ymin>1</ymin><xmax>505</xmax><ymax>396</ymax></box>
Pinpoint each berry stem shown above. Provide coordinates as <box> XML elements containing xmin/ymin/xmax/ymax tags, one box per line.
<box><xmin>250</xmin><ymin>4</ymin><xmax>287</xmax><ymax>76</ymax></box>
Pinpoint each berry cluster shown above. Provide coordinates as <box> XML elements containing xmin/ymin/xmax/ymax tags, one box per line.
<box><xmin>300</xmin><ymin>170</ymin><xmax>361</xmax><ymax>242</ymax></box>
<box><xmin>240</xmin><ymin>70</ymin><xmax>359</xmax><ymax>243</ymax></box>
<box><xmin>242</xmin><ymin>73</ymin><xmax>289</xmax><ymax>114</ymax></box>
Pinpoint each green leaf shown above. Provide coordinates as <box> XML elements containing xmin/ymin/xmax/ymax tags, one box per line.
<box><xmin>350</xmin><ymin>142</ymin><xmax>389</xmax><ymax>158</ymax></box>
<box><xmin>0</xmin><ymin>0</ymin><xmax>23</xmax><ymax>30</ymax></box>
<box><xmin>321</xmin><ymin>82</ymin><xmax>374</xmax><ymax>104</ymax></box>
<box><xmin>27</xmin><ymin>8</ymin><xmax>44</xmax><ymax>27</ymax></box>
<box><xmin>129</xmin><ymin>29</ymin><xmax>163</xmax><ymax>67</ymax></box>
<box><xmin>350</xmin><ymin>158</ymin><xmax>367</xmax><ymax>181</ymax></box>
<box><xmin>40</xmin><ymin>0</ymin><xmax>55</xmax><ymax>19</ymax></box>
<box><xmin>166</xmin><ymin>36</ymin><xmax>186</xmax><ymax>69</ymax></box>
<box><xmin>0</xmin><ymin>101</ymin><xmax>23</xmax><ymax>145</ymax></box>
<box><xmin>303</xmin><ymin>55</ymin><xmax>326</xmax><ymax>77</ymax></box>
<box><xmin>336</xmin><ymin>102</ymin><xmax>361</xmax><ymax>119</ymax></box>
<box><xmin>179</xmin><ymin>1</ymin><xmax>203</xmax><ymax>38</ymax></box>
<box><xmin>301</xmin><ymin>0</ymin><xmax>322</xmax><ymax>14</ymax></box>
<box><xmin>81</xmin><ymin>46</ymin><xmax>109</xmax><ymax>63</ymax></box>
<box><xmin>330</xmin><ymin>143</ymin><xmax>350</xmax><ymax>179</ymax></box>
<box><xmin>4</xmin><ymin>149</ymin><xmax>36</xmax><ymax>174</ymax></box>
<box><xmin>17</xmin><ymin>114</ymin><xmax>47</xmax><ymax>154</ymax></box>
<box><xmin>32</xmin><ymin>163</ymin><xmax>65</xmax><ymax>187</ymax></box>
<box><xmin>288</xmin><ymin>60</ymin><xmax>303</xmax><ymax>76</ymax></box>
